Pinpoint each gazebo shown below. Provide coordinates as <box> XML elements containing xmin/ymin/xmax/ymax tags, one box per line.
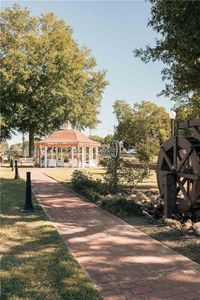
<box><xmin>35</xmin><ymin>125</ymin><xmax>100</xmax><ymax>168</ymax></box>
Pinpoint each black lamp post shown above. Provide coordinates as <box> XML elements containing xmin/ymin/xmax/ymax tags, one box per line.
<box><xmin>169</xmin><ymin>110</ymin><xmax>176</xmax><ymax>137</ymax></box>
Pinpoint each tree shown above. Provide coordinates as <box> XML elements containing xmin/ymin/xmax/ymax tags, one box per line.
<box><xmin>134</xmin><ymin>1</ymin><xmax>200</xmax><ymax>104</ymax></box>
<box><xmin>0</xmin><ymin>116</ymin><xmax>13</xmax><ymax>141</ymax></box>
<box><xmin>1</xmin><ymin>4</ymin><xmax>107</xmax><ymax>156</ymax></box>
<box><xmin>114</xmin><ymin>100</ymin><xmax>170</xmax><ymax>145</ymax></box>
<box><xmin>113</xmin><ymin>100</ymin><xmax>170</xmax><ymax>166</ymax></box>
<box><xmin>89</xmin><ymin>135</ymin><xmax>104</xmax><ymax>144</ymax></box>
<box><xmin>174</xmin><ymin>94</ymin><xmax>200</xmax><ymax>121</ymax></box>
<box><xmin>103</xmin><ymin>134</ymin><xmax>113</xmax><ymax>145</ymax></box>
<box><xmin>0</xmin><ymin>141</ymin><xmax>9</xmax><ymax>153</ymax></box>
<box><xmin>9</xmin><ymin>143</ymin><xmax>21</xmax><ymax>157</ymax></box>
<box><xmin>104</xmin><ymin>158</ymin><xmax>147</xmax><ymax>194</ymax></box>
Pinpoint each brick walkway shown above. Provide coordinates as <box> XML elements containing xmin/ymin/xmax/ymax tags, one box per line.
<box><xmin>21</xmin><ymin>170</ymin><xmax>200</xmax><ymax>300</ymax></box>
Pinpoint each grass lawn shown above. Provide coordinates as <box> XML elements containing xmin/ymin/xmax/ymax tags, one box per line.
<box><xmin>45</xmin><ymin>167</ymin><xmax>158</xmax><ymax>190</ymax></box>
<box><xmin>0</xmin><ymin>167</ymin><xmax>102</xmax><ymax>300</ymax></box>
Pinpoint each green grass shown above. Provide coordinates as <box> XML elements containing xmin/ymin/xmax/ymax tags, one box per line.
<box><xmin>45</xmin><ymin>167</ymin><xmax>158</xmax><ymax>190</ymax></box>
<box><xmin>0</xmin><ymin>167</ymin><xmax>102</xmax><ymax>300</ymax></box>
<box><xmin>44</xmin><ymin>167</ymin><xmax>106</xmax><ymax>189</ymax></box>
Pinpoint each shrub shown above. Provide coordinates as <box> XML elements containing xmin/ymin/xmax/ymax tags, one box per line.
<box><xmin>71</xmin><ymin>170</ymin><xmax>107</xmax><ymax>201</ymax></box>
<box><xmin>104</xmin><ymin>158</ymin><xmax>147</xmax><ymax>194</ymax></box>
<box><xmin>100</xmin><ymin>195</ymin><xmax>142</xmax><ymax>217</ymax></box>
<box><xmin>81</xmin><ymin>188</ymin><xmax>101</xmax><ymax>203</ymax></box>
<box><xmin>71</xmin><ymin>170</ymin><xmax>94</xmax><ymax>192</ymax></box>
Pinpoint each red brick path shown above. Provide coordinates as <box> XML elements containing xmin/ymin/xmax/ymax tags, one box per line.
<box><xmin>21</xmin><ymin>170</ymin><xmax>200</xmax><ymax>300</ymax></box>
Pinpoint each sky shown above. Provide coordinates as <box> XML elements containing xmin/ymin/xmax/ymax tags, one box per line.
<box><xmin>2</xmin><ymin>0</ymin><xmax>173</xmax><ymax>145</ymax></box>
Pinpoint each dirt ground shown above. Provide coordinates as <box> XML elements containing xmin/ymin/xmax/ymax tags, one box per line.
<box><xmin>123</xmin><ymin>215</ymin><xmax>200</xmax><ymax>264</ymax></box>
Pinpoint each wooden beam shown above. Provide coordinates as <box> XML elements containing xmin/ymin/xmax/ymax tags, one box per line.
<box><xmin>177</xmin><ymin>173</ymin><xmax>199</xmax><ymax>180</ymax></box>
<box><xmin>178</xmin><ymin>119</ymin><xmax>200</xmax><ymax>129</ymax></box>
<box><xmin>177</xmin><ymin>148</ymin><xmax>193</xmax><ymax>172</ymax></box>
<box><xmin>177</xmin><ymin>177</ymin><xmax>187</xmax><ymax>194</ymax></box>
<box><xmin>161</xmin><ymin>147</ymin><xmax>173</xmax><ymax>171</ymax></box>
<box><xmin>177</xmin><ymin>178</ymin><xmax>192</xmax><ymax>204</ymax></box>
<box><xmin>164</xmin><ymin>173</ymin><xmax>176</xmax><ymax>218</ymax></box>
<box><xmin>192</xmin><ymin>126</ymin><xmax>200</xmax><ymax>140</ymax></box>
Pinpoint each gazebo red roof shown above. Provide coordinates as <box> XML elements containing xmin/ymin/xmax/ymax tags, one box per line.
<box><xmin>36</xmin><ymin>129</ymin><xmax>100</xmax><ymax>147</ymax></box>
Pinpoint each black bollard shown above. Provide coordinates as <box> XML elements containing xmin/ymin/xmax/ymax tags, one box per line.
<box><xmin>10</xmin><ymin>158</ymin><xmax>14</xmax><ymax>171</ymax></box>
<box><xmin>22</xmin><ymin>172</ymin><xmax>34</xmax><ymax>212</ymax></box>
<box><xmin>14</xmin><ymin>160</ymin><xmax>19</xmax><ymax>179</ymax></box>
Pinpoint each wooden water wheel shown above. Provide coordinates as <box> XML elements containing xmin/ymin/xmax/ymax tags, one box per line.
<box><xmin>157</xmin><ymin>119</ymin><xmax>200</xmax><ymax>215</ymax></box>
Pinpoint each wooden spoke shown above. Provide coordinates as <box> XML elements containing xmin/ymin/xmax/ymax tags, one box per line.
<box><xmin>177</xmin><ymin>178</ymin><xmax>192</xmax><ymax>204</ymax></box>
<box><xmin>177</xmin><ymin>148</ymin><xmax>193</xmax><ymax>172</ymax></box>
<box><xmin>177</xmin><ymin>172</ymin><xmax>199</xmax><ymax>180</ymax></box>
<box><xmin>161</xmin><ymin>147</ymin><xmax>172</xmax><ymax>171</ymax></box>
<box><xmin>192</xmin><ymin>126</ymin><xmax>200</xmax><ymax>140</ymax></box>
<box><xmin>177</xmin><ymin>177</ymin><xmax>187</xmax><ymax>194</ymax></box>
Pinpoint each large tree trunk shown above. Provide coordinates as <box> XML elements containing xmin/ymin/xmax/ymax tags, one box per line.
<box><xmin>28</xmin><ymin>128</ymin><xmax>34</xmax><ymax>157</ymax></box>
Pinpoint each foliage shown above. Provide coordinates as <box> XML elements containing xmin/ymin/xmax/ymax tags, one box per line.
<box><xmin>71</xmin><ymin>170</ymin><xmax>106</xmax><ymax>202</ymax></box>
<box><xmin>104</xmin><ymin>158</ymin><xmax>147</xmax><ymax>194</ymax></box>
<box><xmin>9</xmin><ymin>141</ymin><xmax>29</xmax><ymax>157</ymax></box>
<box><xmin>71</xmin><ymin>170</ymin><xmax>96</xmax><ymax>192</ymax></box>
<box><xmin>71</xmin><ymin>170</ymin><xmax>142</xmax><ymax>215</ymax></box>
<box><xmin>89</xmin><ymin>135</ymin><xmax>104</xmax><ymax>144</ymax></box>
<box><xmin>0</xmin><ymin>141</ymin><xmax>9</xmax><ymax>153</ymax></box>
<box><xmin>1</xmin><ymin>167</ymin><xmax>101</xmax><ymax>300</ymax></box>
<box><xmin>103</xmin><ymin>134</ymin><xmax>113</xmax><ymax>145</ymax></box>
<box><xmin>113</xmin><ymin>100</ymin><xmax>170</xmax><ymax>160</ymax></box>
<box><xmin>120</xmin><ymin>159</ymin><xmax>148</xmax><ymax>185</ymax></box>
<box><xmin>134</xmin><ymin>0</ymin><xmax>200</xmax><ymax>104</ymax></box>
<box><xmin>0</xmin><ymin>116</ymin><xmax>13</xmax><ymax>141</ymax></box>
<box><xmin>135</xmin><ymin>137</ymin><xmax>159</xmax><ymax>171</ymax></box>
<box><xmin>174</xmin><ymin>94</ymin><xmax>200</xmax><ymax>121</ymax></box>
<box><xmin>89</xmin><ymin>134</ymin><xmax>114</xmax><ymax>145</ymax></box>
<box><xmin>81</xmin><ymin>187</ymin><xmax>101</xmax><ymax>203</ymax></box>
<box><xmin>104</xmin><ymin>159</ymin><xmax>121</xmax><ymax>194</ymax></box>
<box><xmin>1</xmin><ymin>4</ymin><xmax>107</xmax><ymax>155</ymax></box>
<box><xmin>101</xmin><ymin>194</ymin><xmax>142</xmax><ymax>217</ymax></box>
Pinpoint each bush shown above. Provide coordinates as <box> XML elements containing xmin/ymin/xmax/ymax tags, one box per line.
<box><xmin>71</xmin><ymin>170</ymin><xmax>107</xmax><ymax>202</ymax></box>
<box><xmin>71</xmin><ymin>170</ymin><xmax>94</xmax><ymax>192</ymax></box>
<box><xmin>100</xmin><ymin>195</ymin><xmax>142</xmax><ymax>217</ymax></box>
<box><xmin>81</xmin><ymin>188</ymin><xmax>101</xmax><ymax>203</ymax></box>
<box><xmin>104</xmin><ymin>158</ymin><xmax>147</xmax><ymax>194</ymax></box>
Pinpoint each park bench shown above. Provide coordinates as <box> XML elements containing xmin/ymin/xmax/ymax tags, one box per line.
<box><xmin>18</xmin><ymin>157</ymin><xmax>34</xmax><ymax>166</ymax></box>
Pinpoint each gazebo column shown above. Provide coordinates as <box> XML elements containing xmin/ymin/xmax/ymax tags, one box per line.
<box><xmin>60</xmin><ymin>147</ymin><xmax>63</xmax><ymax>160</ymax></box>
<box><xmin>44</xmin><ymin>146</ymin><xmax>47</xmax><ymax>168</ymax></box>
<box><xmin>71</xmin><ymin>147</ymin><xmax>74</xmax><ymax>160</ymax></box>
<box><xmin>89</xmin><ymin>147</ymin><xmax>93</xmax><ymax>166</ymax></box>
<box><xmin>95</xmin><ymin>147</ymin><xmax>98</xmax><ymax>166</ymax></box>
<box><xmin>77</xmin><ymin>146</ymin><xmax>80</xmax><ymax>168</ymax></box>
<box><xmin>82</xmin><ymin>146</ymin><xmax>85</xmax><ymax>168</ymax></box>
<box><xmin>55</xmin><ymin>147</ymin><xmax>58</xmax><ymax>162</ymax></box>
<box><xmin>39</xmin><ymin>145</ymin><xmax>42</xmax><ymax>167</ymax></box>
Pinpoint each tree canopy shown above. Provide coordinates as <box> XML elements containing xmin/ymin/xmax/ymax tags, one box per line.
<box><xmin>134</xmin><ymin>0</ymin><xmax>200</xmax><ymax>104</ymax></box>
<box><xmin>1</xmin><ymin>4</ymin><xmax>107</xmax><ymax>155</ymax></box>
<box><xmin>114</xmin><ymin>100</ymin><xmax>170</xmax><ymax>145</ymax></box>
<box><xmin>113</xmin><ymin>100</ymin><xmax>170</xmax><ymax>164</ymax></box>
<box><xmin>89</xmin><ymin>135</ymin><xmax>104</xmax><ymax>144</ymax></box>
<box><xmin>174</xmin><ymin>94</ymin><xmax>200</xmax><ymax>121</ymax></box>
